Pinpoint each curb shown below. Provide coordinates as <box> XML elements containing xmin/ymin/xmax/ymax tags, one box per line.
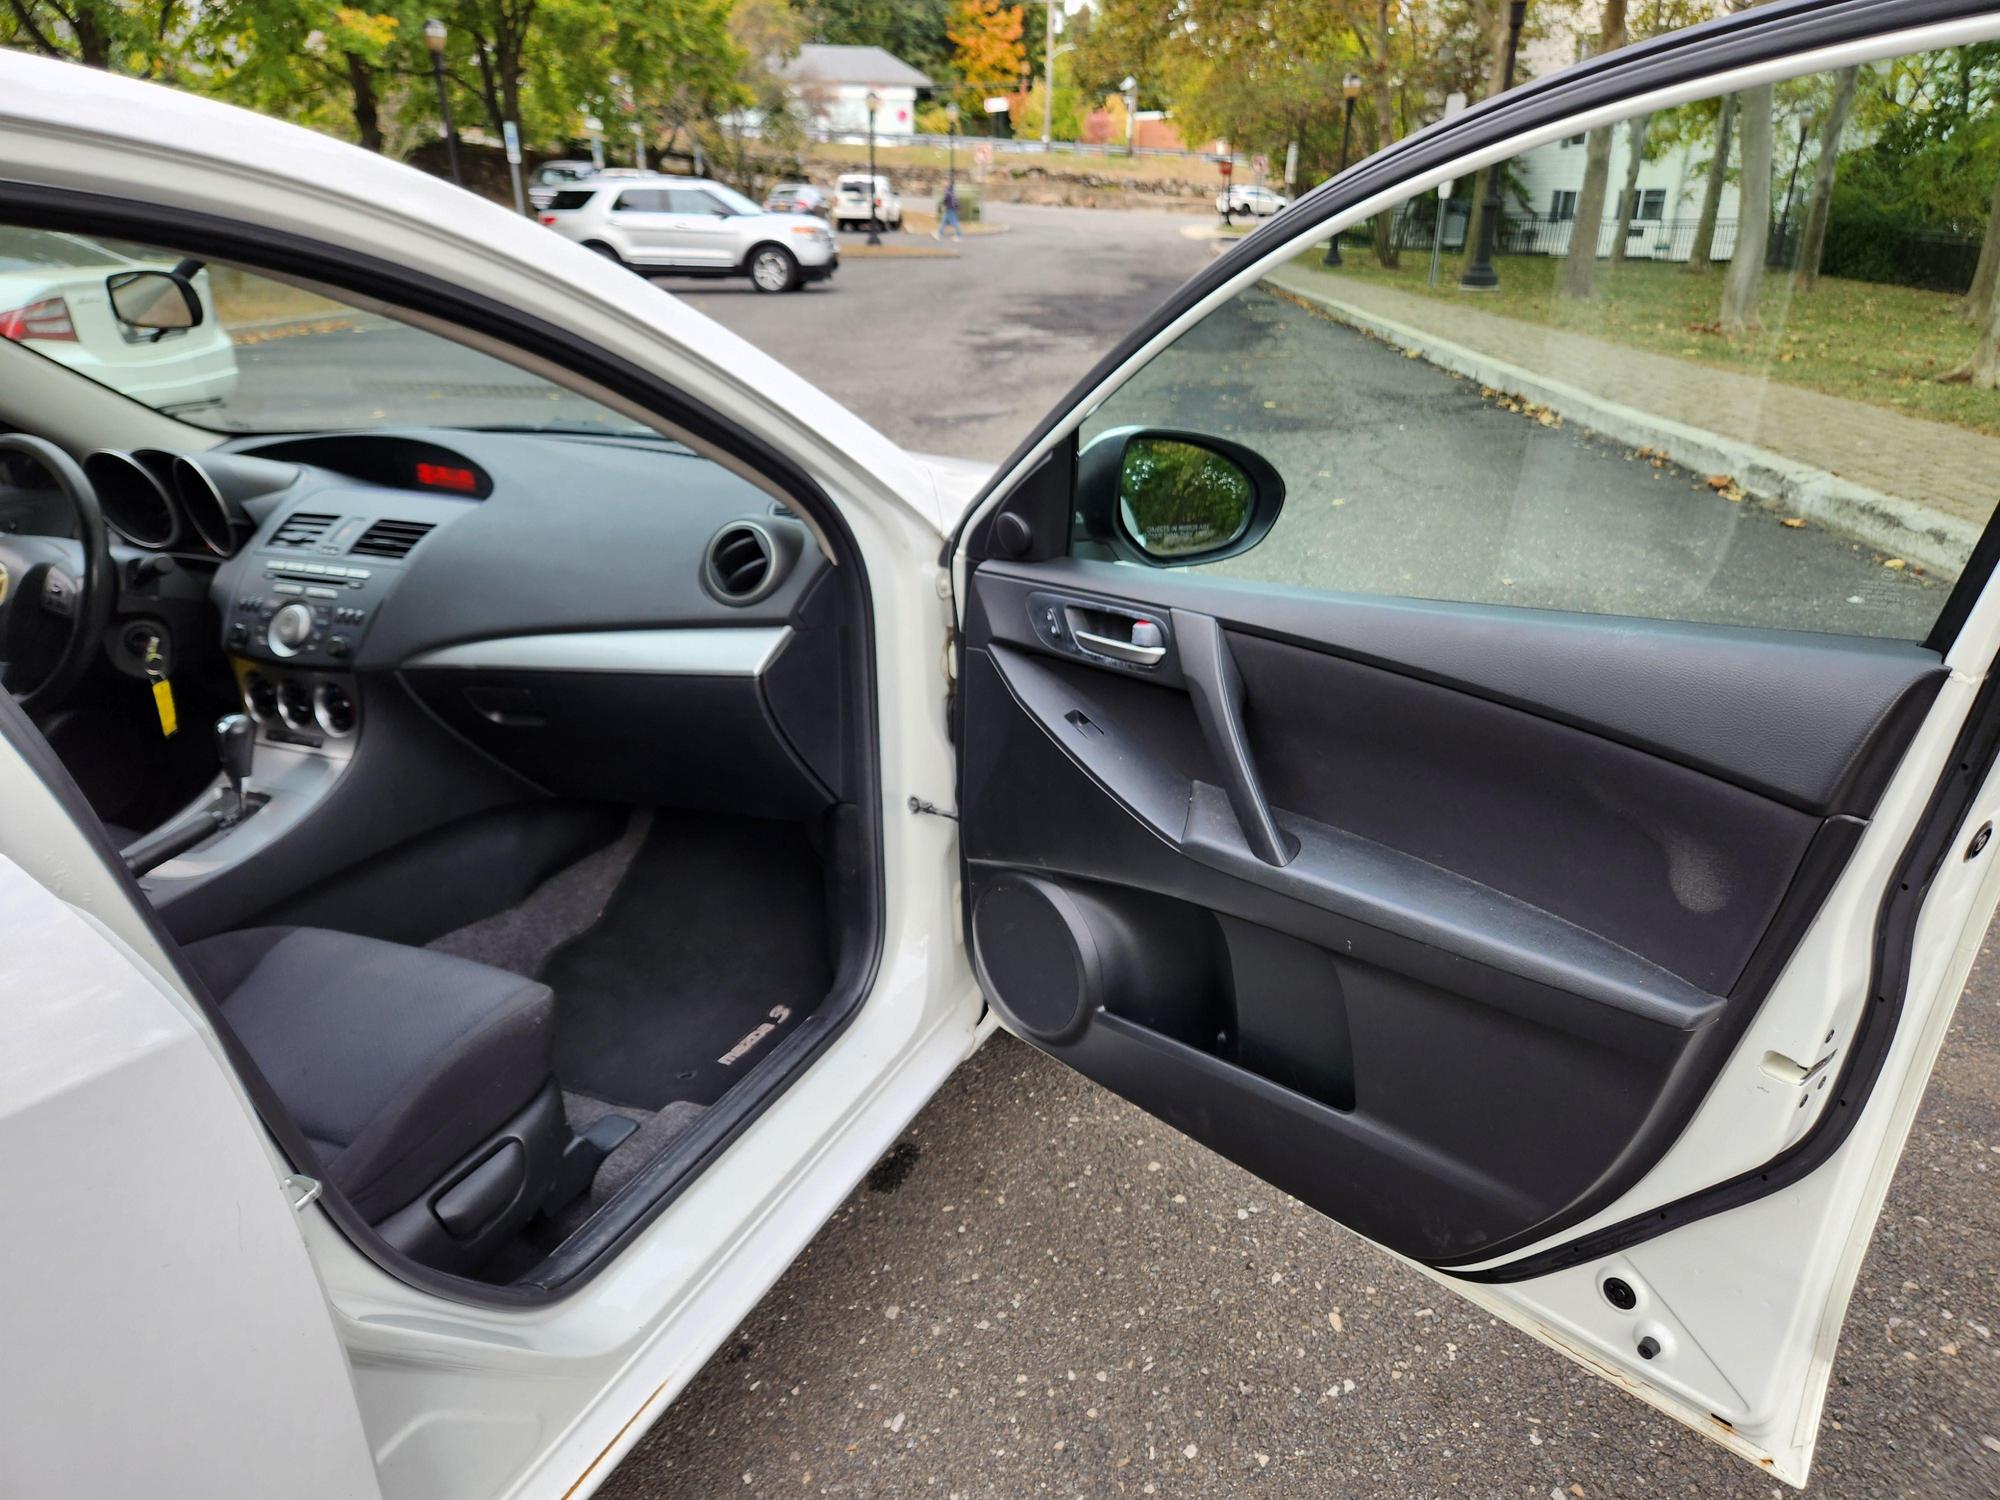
<box><xmin>1261</xmin><ymin>263</ymin><xmax>1981</xmax><ymax>580</ymax></box>
<box><xmin>836</xmin><ymin>242</ymin><xmax>962</xmax><ymax>260</ymax></box>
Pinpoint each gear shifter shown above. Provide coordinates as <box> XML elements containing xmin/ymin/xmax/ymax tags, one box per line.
<box><xmin>215</xmin><ymin>712</ymin><xmax>254</xmax><ymax>809</ymax></box>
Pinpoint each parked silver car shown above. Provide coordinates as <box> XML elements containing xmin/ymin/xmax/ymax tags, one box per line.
<box><xmin>538</xmin><ymin>176</ymin><xmax>837</xmax><ymax>292</ymax></box>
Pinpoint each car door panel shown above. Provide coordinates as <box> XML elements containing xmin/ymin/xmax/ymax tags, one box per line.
<box><xmin>959</xmin><ymin>556</ymin><xmax>1943</xmax><ymax>1265</ymax></box>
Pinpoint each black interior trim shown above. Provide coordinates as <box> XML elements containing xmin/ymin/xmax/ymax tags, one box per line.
<box><xmin>0</xmin><ymin>179</ymin><xmax>888</xmax><ymax>1309</ymax></box>
<box><xmin>976</xmin><ymin>560</ymin><xmax>1945</xmax><ymax>817</ymax></box>
<box><xmin>1456</xmin><ymin>666</ymin><xmax>2000</xmax><ymax>1282</ymax></box>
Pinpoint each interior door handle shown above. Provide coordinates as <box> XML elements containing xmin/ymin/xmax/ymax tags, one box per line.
<box><xmin>1172</xmin><ymin>609</ymin><xmax>1298</xmax><ymax>867</ymax></box>
<box><xmin>1071</xmin><ymin>627</ymin><xmax>1166</xmax><ymax>666</ymax></box>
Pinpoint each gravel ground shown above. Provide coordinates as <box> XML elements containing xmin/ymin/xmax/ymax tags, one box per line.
<box><xmin>601</xmin><ymin>926</ymin><xmax>2000</xmax><ymax>1498</ymax></box>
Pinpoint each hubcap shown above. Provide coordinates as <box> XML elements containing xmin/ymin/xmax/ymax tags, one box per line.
<box><xmin>754</xmin><ymin>252</ymin><xmax>788</xmax><ymax>289</ymax></box>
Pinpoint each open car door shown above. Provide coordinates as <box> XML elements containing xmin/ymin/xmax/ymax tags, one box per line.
<box><xmin>950</xmin><ymin>1</ymin><xmax>2000</xmax><ymax>1485</ymax></box>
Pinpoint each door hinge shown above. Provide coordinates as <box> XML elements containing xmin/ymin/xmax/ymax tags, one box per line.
<box><xmin>281</xmin><ymin>1173</ymin><xmax>323</xmax><ymax>1212</ymax></box>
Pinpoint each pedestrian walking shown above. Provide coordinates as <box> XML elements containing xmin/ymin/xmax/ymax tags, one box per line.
<box><xmin>935</xmin><ymin>181</ymin><xmax>963</xmax><ymax>241</ymax></box>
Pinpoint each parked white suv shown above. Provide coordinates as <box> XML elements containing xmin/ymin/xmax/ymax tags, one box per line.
<box><xmin>1217</xmin><ymin>183</ymin><xmax>1292</xmax><ymax>217</ymax></box>
<box><xmin>833</xmin><ymin>173</ymin><xmax>902</xmax><ymax>232</ymax></box>
<box><xmin>538</xmin><ymin>175</ymin><xmax>837</xmax><ymax>292</ymax></box>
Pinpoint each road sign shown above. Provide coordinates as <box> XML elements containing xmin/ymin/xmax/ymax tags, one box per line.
<box><xmin>973</xmin><ymin>142</ymin><xmax>993</xmax><ymax>167</ymax></box>
<box><xmin>1218</xmin><ymin>159</ymin><xmax>1233</xmax><ymax>177</ymax></box>
<box><xmin>502</xmin><ymin>121</ymin><xmax>521</xmax><ymax>165</ymax></box>
<box><xmin>1251</xmin><ymin>153</ymin><xmax>1269</xmax><ymax>179</ymax></box>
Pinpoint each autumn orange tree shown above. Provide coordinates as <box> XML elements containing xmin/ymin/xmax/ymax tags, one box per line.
<box><xmin>947</xmin><ymin>0</ymin><xmax>1025</xmax><ymax>111</ymax></box>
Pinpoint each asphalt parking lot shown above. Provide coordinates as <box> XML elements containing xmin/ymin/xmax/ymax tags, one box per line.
<box><xmin>598</xmin><ymin>203</ymin><xmax>2000</xmax><ymax>1497</ymax></box>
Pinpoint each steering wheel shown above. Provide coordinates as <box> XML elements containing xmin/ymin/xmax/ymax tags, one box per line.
<box><xmin>0</xmin><ymin>434</ymin><xmax>113</xmax><ymax>716</ymax></box>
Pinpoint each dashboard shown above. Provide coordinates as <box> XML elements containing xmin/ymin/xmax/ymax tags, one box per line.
<box><xmin>78</xmin><ymin>426</ymin><xmax>844</xmax><ymax>819</ymax></box>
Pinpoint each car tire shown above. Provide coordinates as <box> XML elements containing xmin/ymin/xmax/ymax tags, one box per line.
<box><xmin>749</xmin><ymin>244</ymin><xmax>800</xmax><ymax>294</ymax></box>
<box><xmin>583</xmin><ymin>240</ymin><xmax>626</xmax><ymax>269</ymax></box>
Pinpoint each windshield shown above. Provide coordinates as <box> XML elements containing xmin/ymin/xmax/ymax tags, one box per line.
<box><xmin>0</xmin><ymin>224</ymin><xmax>653</xmax><ymax>438</ymax></box>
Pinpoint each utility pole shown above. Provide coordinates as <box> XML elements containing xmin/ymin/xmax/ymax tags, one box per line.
<box><xmin>1041</xmin><ymin>0</ymin><xmax>1057</xmax><ymax>148</ymax></box>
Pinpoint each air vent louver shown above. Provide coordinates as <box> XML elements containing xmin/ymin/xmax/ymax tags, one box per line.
<box><xmin>704</xmin><ymin>523</ymin><xmax>775</xmax><ymax>604</ymax></box>
<box><xmin>350</xmin><ymin>519</ymin><xmax>435</xmax><ymax>559</ymax></box>
<box><xmin>271</xmin><ymin>511</ymin><xmax>337</xmax><ymax>548</ymax></box>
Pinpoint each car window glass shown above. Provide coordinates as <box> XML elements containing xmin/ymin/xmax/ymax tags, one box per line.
<box><xmin>0</xmin><ymin>223</ymin><xmax>651</xmax><ymax>437</ymax></box>
<box><xmin>613</xmin><ymin>190</ymin><xmax>666</xmax><ymax>213</ymax></box>
<box><xmin>547</xmin><ymin>189</ymin><xmax>597</xmax><ymax>212</ymax></box>
<box><xmin>1076</xmin><ymin>41</ymin><xmax>2000</xmax><ymax>642</ymax></box>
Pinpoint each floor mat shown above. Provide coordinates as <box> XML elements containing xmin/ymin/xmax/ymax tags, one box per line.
<box><xmin>426</xmin><ymin>810</ymin><xmax>652</xmax><ymax>976</ymax></box>
<box><xmin>541</xmin><ymin>810</ymin><xmax>831</xmax><ymax>1109</ymax></box>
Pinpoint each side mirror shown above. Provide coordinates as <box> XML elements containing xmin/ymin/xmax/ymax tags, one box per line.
<box><xmin>1075</xmin><ymin>426</ymin><xmax>1285</xmax><ymax>566</ymax></box>
<box><xmin>107</xmin><ymin>270</ymin><xmax>202</xmax><ymax>333</ymax></box>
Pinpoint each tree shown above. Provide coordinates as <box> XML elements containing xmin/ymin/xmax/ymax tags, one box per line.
<box><xmin>1686</xmin><ymin>93</ymin><xmax>1734</xmax><ymax>270</ymax></box>
<box><xmin>203</xmin><ymin>3</ymin><xmax>418</xmax><ymax>154</ymax></box>
<box><xmin>1366</xmin><ymin>0</ymin><xmax>1399</xmax><ymax>268</ymax></box>
<box><xmin>1792</xmin><ymin>64</ymin><xmax>1859</xmax><ymax>291</ymax></box>
<box><xmin>1719</xmin><ymin>80</ymin><xmax>1774</xmax><ymax>337</ymax></box>
<box><xmin>946</xmin><ymin>0</ymin><xmax>1024</xmax><ymax>99</ymax></box>
<box><xmin>1945</xmin><ymin>277</ymin><xmax>2000</xmax><ymax>388</ymax></box>
<box><xmin>1610</xmin><ymin>113</ymin><xmax>1649</xmax><ymax>263</ymax></box>
<box><xmin>1556</xmin><ymin>0</ymin><xmax>1629</xmax><ymax>299</ymax></box>
<box><xmin>1</xmin><ymin>0</ymin><xmax>183</xmax><ymax>73</ymax></box>
<box><xmin>800</xmin><ymin>0</ymin><xmax>953</xmax><ymax>82</ymax></box>
<box><xmin>1967</xmin><ymin>166</ymin><xmax>2000</xmax><ymax>325</ymax></box>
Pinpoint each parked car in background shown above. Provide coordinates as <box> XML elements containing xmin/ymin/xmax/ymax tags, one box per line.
<box><xmin>528</xmin><ymin>160</ymin><xmax>597</xmax><ymax>211</ymax></box>
<box><xmin>538</xmin><ymin>175</ymin><xmax>836</xmax><ymax>292</ymax></box>
<box><xmin>833</xmin><ymin>173</ymin><xmax>901</xmax><ymax>232</ymax></box>
<box><xmin>0</xmin><ymin>227</ymin><xmax>236</xmax><ymax>411</ymax></box>
<box><xmin>762</xmin><ymin>183</ymin><xmax>829</xmax><ymax>218</ymax></box>
<box><xmin>1217</xmin><ymin>184</ymin><xmax>1292</xmax><ymax>217</ymax></box>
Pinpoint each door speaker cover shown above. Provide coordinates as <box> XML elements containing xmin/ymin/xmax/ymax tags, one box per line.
<box><xmin>970</xmin><ymin>874</ymin><xmax>1101</xmax><ymax>1041</ymax></box>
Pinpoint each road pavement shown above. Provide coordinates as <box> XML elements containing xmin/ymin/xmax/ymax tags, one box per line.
<box><xmin>596</xmin><ymin>204</ymin><xmax>1999</xmax><ymax>1497</ymax></box>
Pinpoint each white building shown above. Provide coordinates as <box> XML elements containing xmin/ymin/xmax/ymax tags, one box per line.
<box><xmin>1505</xmin><ymin>2</ymin><xmax>1743</xmax><ymax>262</ymax></box>
<box><xmin>778</xmin><ymin>45</ymin><xmax>932</xmax><ymax>139</ymax></box>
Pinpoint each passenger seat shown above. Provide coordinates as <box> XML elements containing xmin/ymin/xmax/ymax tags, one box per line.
<box><xmin>184</xmin><ymin>925</ymin><xmax>569</xmax><ymax>1275</ymax></box>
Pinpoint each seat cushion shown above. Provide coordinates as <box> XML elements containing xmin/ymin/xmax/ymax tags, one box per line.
<box><xmin>185</xmin><ymin>926</ymin><xmax>555</xmax><ymax>1221</ymax></box>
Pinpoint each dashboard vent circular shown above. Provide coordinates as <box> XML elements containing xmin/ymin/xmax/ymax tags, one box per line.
<box><xmin>703</xmin><ymin>521</ymin><xmax>783</xmax><ymax>605</ymax></box>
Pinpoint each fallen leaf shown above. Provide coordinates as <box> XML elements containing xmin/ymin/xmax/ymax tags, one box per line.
<box><xmin>1706</xmin><ymin>474</ymin><xmax>1734</xmax><ymax>491</ymax></box>
<box><xmin>1329</xmin><ymin>1309</ymin><xmax>1344</xmax><ymax>1332</ymax></box>
<box><xmin>1884</xmin><ymin>558</ymin><xmax>1908</xmax><ymax>571</ymax></box>
<box><xmin>1781</xmin><ymin>517</ymin><xmax>1806</xmax><ymax>529</ymax></box>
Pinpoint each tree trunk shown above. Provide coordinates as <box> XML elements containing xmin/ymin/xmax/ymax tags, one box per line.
<box><xmin>1963</xmin><ymin>167</ymin><xmax>2000</xmax><ymax>326</ymax></box>
<box><xmin>475</xmin><ymin>42</ymin><xmax>507</xmax><ymax>136</ymax></box>
<box><xmin>1611</xmin><ymin>114</ymin><xmax>1649</xmax><ymax>264</ymax></box>
<box><xmin>345</xmin><ymin>52</ymin><xmax>384</xmax><ymax>153</ymax></box>
<box><xmin>1459</xmin><ymin>0</ymin><xmax>1514</xmax><ymax>281</ymax></box>
<box><xmin>1945</xmin><ymin>282</ymin><xmax>2000</xmax><ymax>389</ymax></box>
<box><xmin>1369</xmin><ymin>0</ymin><xmax>1399</xmax><ymax>268</ymax></box>
<box><xmin>1558</xmin><ymin>128</ymin><xmax>1617</xmax><ymax>296</ymax></box>
<box><xmin>1793</xmin><ymin>66</ymin><xmax>1859</xmax><ymax>292</ymax></box>
<box><xmin>1687</xmin><ymin>94</ymin><xmax>1734</xmax><ymax>272</ymax></box>
<box><xmin>1557</xmin><ymin>0</ymin><xmax>1629</xmax><ymax>298</ymax></box>
<box><xmin>1720</xmin><ymin>82</ymin><xmax>1774</xmax><ymax>339</ymax></box>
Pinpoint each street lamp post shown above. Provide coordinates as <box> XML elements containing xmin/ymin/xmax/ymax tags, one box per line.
<box><xmin>1322</xmin><ymin>71</ymin><xmax>1365</xmax><ymax>267</ymax></box>
<box><xmin>1459</xmin><ymin>1</ymin><xmax>1528</xmax><ymax>290</ymax></box>
<box><xmin>946</xmin><ymin>101</ymin><xmax>960</xmax><ymax>191</ymax></box>
<box><xmin>423</xmin><ymin>18</ymin><xmax>462</xmax><ymax>188</ymax></box>
<box><xmin>1121</xmin><ymin>75</ymin><xmax>1137</xmax><ymax>158</ymax></box>
<box><xmin>865</xmin><ymin>89</ymin><xmax>883</xmax><ymax>245</ymax></box>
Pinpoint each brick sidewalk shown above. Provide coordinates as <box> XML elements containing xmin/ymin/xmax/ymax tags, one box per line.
<box><xmin>1265</xmin><ymin>264</ymin><xmax>2000</xmax><ymax>532</ymax></box>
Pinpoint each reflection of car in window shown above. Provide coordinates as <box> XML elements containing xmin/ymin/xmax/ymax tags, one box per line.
<box><xmin>0</xmin><ymin>229</ymin><xmax>236</xmax><ymax>413</ymax></box>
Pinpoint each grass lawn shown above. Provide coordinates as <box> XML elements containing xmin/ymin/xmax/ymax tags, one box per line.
<box><xmin>1295</xmin><ymin>249</ymin><xmax>1999</xmax><ymax>437</ymax></box>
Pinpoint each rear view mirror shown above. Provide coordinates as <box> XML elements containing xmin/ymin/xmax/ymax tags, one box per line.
<box><xmin>107</xmin><ymin>270</ymin><xmax>201</xmax><ymax>332</ymax></box>
<box><xmin>1075</xmin><ymin>426</ymin><xmax>1285</xmax><ymax>566</ymax></box>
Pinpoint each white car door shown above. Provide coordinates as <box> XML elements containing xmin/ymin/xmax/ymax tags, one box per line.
<box><xmin>0</xmin><ymin>48</ymin><xmax>976</xmax><ymax>1500</ymax></box>
<box><xmin>0</xmin><ymin>700</ymin><xmax>380</xmax><ymax>1497</ymax></box>
<box><xmin>663</xmin><ymin>187</ymin><xmax>740</xmax><ymax>269</ymax></box>
<box><xmin>948</xmin><ymin>2</ymin><xmax>2000</xmax><ymax>1486</ymax></box>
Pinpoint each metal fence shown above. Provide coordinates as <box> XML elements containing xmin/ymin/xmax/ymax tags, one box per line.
<box><xmin>1347</xmin><ymin>203</ymin><xmax>1743</xmax><ymax>264</ymax></box>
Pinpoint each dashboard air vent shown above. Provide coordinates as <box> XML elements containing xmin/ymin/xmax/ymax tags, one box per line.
<box><xmin>271</xmin><ymin>512</ymin><xmax>338</xmax><ymax>548</ymax></box>
<box><xmin>350</xmin><ymin>519</ymin><xmax>435</xmax><ymax>559</ymax></box>
<box><xmin>703</xmin><ymin>522</ymin><xmax>782</xmax><ymax>605</ymax></box>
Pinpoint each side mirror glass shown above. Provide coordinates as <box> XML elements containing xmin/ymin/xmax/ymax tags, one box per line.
<box><xmin>107</xmin><ymin>270</ymin><xmax>201</xmax><ymax>333</ymax></box>
<box><xmin>1118</xmin><ymin>437</ymin><xmax>1255</xmax><ymax>559</ymax></box>
<box><xmin>1073</xmin><ymin>426</ymin><xmax>1285</xmax><ymax>567</ymax></box>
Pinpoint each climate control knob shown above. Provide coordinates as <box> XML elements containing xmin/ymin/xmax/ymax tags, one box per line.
<box><xmin>267</xmin><ymin>602</ymin><xmax>314</xmax><ymax>658</ymax></box>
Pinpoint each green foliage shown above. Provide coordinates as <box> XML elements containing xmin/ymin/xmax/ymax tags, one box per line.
<box><xmin>796</xmin><ymin>0</ymin><xmax>954</xmax><ymax>80</ymax></box>
<box><xmin>1119</xmin><ymin>437</ymin><xmax>1253</xmax><ymax>558</ymax></box>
